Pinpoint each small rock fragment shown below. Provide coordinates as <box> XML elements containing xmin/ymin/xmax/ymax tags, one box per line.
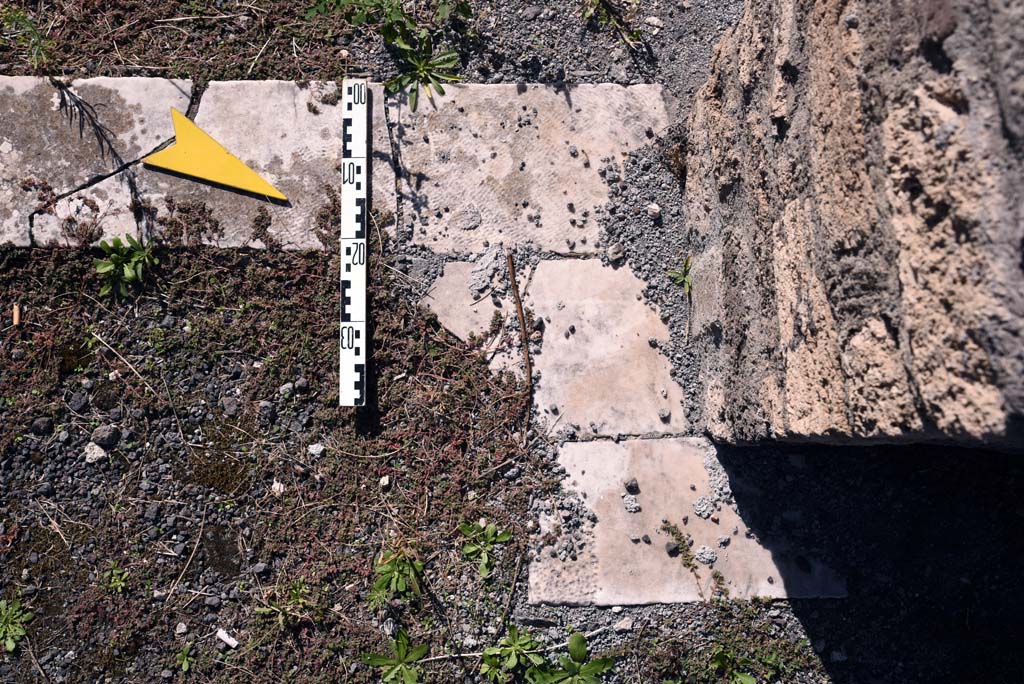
<box><xmin>31</xmin><ymin>417</ymin><xmax>54</xmax><ymax>436</ymax></box>
<box><xmin>693</xmin><ymin>496</ymin><xmax>715</xmax><ymax>519</ymax></box>
<box><xmin>624</xmin><ymin>478</ymin><xmax>640</xmax><ymax>495</ymax></box>
<box><xmin>646</xmin><ymin>203</ymin><xmax>662</xmax><ymax>220</ymax></box>
<box><xmin>606</xmin><ymin>243</ymin><xmax>625</xmax><ymax>262</ymax></box>
<box><xmin>221</xmin><ymin>396</ymin><xmax>239</xmax><ymax>417</ymax></box>
<box><xmin>215</xmin><ymin>628</ymin><xmax>239</xmax><ymax>649</ymax></box>
<box><xmin>91</xmin><ymin>425</ymin><xmax>120</xmax><ymax>449</ymax></box>
<box><xmin>695</xmin><ymin>545</ymin><xmax>718</xmax><ymax>565</ymax></box>
<box><xmin>613</xmin><ymin>617</ymin><xmax>635</xmax><ymax>632</ymax></box>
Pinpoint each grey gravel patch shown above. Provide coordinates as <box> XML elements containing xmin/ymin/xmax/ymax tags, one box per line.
<box><xmin>694</xmin><ymin>545</ymin><xmax>718</xmax><ymax>565</ymax></box>
<box><xmin>693</xmin><ymin>495</ymin><xmax>715</xmax><ymax>519</ymax></box>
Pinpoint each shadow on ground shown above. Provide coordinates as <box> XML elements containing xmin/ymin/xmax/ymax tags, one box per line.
<box><xmin>716</xmin><ymin>443</ymin><xmax>1024</xmax><ymax>683</ymax></box>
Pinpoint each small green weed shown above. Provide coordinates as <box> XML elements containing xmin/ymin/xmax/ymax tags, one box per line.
<box><xmin>0</xmin><ymin>7</ymin><xmax>52</xmax><ymax>70</ymax></box>
<box><xmin>307</xmin><ymin>0</ymin><xmax>470</xmax><ymax>110</ymax></box>
<box><xmin>94</xmin><ymin>234</ymin><xmax>159</xmax><ymax>297</ymax></box>
<box><xmin>385</xmin><ymin>41</ymin><xmax>461</xmax><ymax>112</ymax></box>
<box><xmin>255</xmin><ymin>578</ymin><xmax>316</xmax><ymax>630</ymax></box>
<box><xmin>667</xmin><ymin>256</ymin><xmax>693</xmax><ymax>296</ymax></box>
<box><xmin>361</xmin><ymin>629</ymin><xmax>429</xmax><ymax>683</ymax></box>
<box><xmin>103</xmin><ymin>562</ymin><xmax>129</xmax><ymax>593</ymax></box>
<box><xmin>581</xmin><ymin>0</ymin><xmax>641</xmax><ymax>49</ymax></box>
<box><xmin>459</xmin><ymin>519</ymin><xmax>512</xmax><ymax>578</ymax></box>
<box><xmin>0</xmin><ymin>599</ymin><xmax>33</xmax><ymax>653</ymax></box>
<box><xmin>480</xmin><ymin>626</ymin><xmax>545</xmax><ymax>682</ymax></box>
<box><xmin>539</xmin><ymin>632</ymin><xmax>615</xmax><ymax>684</ymax></box>
<box><xmin>374</xmin><ymin>547</ymin><xmax>424</xmax><ymax>601</ymax></box>
<box><xmin>709</xmin><ymin>647</ymin><xmax>756</xmax><ymax>684</ymax></box>
<box><xmin>175</xmin><ymin>644</ymin><xmax>197</xmax><ymax>672</ymax></box>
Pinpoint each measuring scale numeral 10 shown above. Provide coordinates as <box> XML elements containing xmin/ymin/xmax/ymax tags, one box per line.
<box><xmin>340</xmin><ymin>79</ymin><xmax>368</xmax><ymax>407</ymax></box>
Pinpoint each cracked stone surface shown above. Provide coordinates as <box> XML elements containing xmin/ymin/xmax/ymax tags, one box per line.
<box><xmin>424</xmin><ymin>258</ymin><xmax>687</xmax><ymax>434</ymax></box>
<box><xmin>141</xmin><ymin>80</ymin><xmax>392</xmax><ymax>249</ymax></box>
<box><xmin>528</xmin><ymin>437</ymin><xmax>847</xmax><ymax>605</ymax></box>
<box><xmin>392</xmin><ymin>84</ymin><xmax>672</xmax><ymax>254</ymax></box>
<box><xmin>0</xmin><ymin>76</ymin><xmax>190</xmax><ymax>246</ymax></box>
<box><xmin>422</xmin><ymin>260</ymin><xmax>508</xmax><ymax>340</ymax></box>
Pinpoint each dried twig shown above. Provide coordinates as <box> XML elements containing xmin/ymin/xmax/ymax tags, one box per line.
<box><xmin>167</xmin><ymin>506</ymin><xmax>206</xmax><ymax>602</ymax></box>
<box><xmin>247</xmin><ymin>29</ymin><xmax>277</xmax><ymax>76</ymax></box>
<box><xmin>505</xmin><ymin>252</ymin><xmax>532</xmax><ymax>445</ymax></box>
<box><xmin>498</xmin><ymin>551</ymin><xmax>524</xmax><ymax>631</ymax></box>
<box><xmin>91</xmin><ymin>332</ymin><xmax>159</xmax><ymax>398</ymax></box>
<box><xmin>24</xmin><ymin>637</ymin><xmax>52</xmax><ymax>684</ymax></box>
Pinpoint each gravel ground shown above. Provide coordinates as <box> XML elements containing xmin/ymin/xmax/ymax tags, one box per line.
<box><xmin>0</xmin><ymin>0</ymin><xmax>741</xmax><ymax>117</ymax></box>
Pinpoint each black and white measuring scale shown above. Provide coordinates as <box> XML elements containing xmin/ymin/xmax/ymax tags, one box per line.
<box><xmin>339</xmin><ymin>79</ymin><xmax>368</xmax><ymax>407</ymax></box>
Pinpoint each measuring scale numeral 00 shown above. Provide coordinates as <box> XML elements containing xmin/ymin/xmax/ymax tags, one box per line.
<box><xmin>340</xmin><ymin>79</ymin><xmax>368</xmax><ymax>407</ymax></box>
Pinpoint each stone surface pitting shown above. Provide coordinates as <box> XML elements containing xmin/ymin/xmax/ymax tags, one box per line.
<box><xmin>526</xmin><ymin>259</ymin><xmax>686</xmax><ymax>435</ymax></box>
<box><xmin>393</xmin><ymin>84</ymin><xmax>672</xmax><ymax>254</ymax></box>
<box><xmin>528</xmin><ymin>437</ymin><xmax>846</xmax><ymax>605</ymax></box>
<box><xmin>2</xmin><ymin>80</ymin><xmax>667</xmax><ymax>252</ymax></box>
<box><xmin>0</xmin><ymin>76</ymin><xmax>190</xmax><ymax>246</ymax></box>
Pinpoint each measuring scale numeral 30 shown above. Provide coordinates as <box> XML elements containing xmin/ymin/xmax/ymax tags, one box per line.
<box><xmin>340</xmin><ymin>79</ymin><xmax>368</xmax><ymax>407</ymax></box>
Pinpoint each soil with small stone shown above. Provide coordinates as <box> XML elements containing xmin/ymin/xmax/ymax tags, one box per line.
<box><xmin>0</xmin><ymin>0</ymin><xmax>741</xmax><ymax>117</ymax></box>
<box><xmin>0</xmin><ymin>238</ymin><xmax>553</xmax><ymax>683</ymax></box>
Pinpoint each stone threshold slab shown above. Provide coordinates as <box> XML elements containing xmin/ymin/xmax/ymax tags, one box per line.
<box><xmin>528</xmin><ymin>437</ymin><xmax>847</xmax><ymax>605</ymax></box>
<box><xmin>1</xmin><ymin>77</ymin><xmax>670</xmax><ymax>253</ymax></box>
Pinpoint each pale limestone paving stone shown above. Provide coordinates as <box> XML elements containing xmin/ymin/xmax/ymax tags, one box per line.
<box><xmin>526</xmin><ymin>259</ymin><xmax>687</xmax><ymax>435</ymax></box>
<box><xmin>528</xmin><ymin>438</ymin><xmax>847</xmax><ymax>605</ymax></box>
<box><xmin>391</xmin><ymin>84</ymin><xmax>672</xmax><ymax>255</ymax></box>
<box><xmin>0</xmin><ymin>76</ymin><xmax>190</xmax><ymax>246</ymax></box>
<box><xmin>142</xmin><ymin>80</ymin><xmax>392</xmax><ymax>249</ymax></box>
<box><xmin>422</xmin><ymin>260</ymin><xmax>518</xmax><ymax>371</ymax></box>
<box><xmin>422</xmin><ymin>261</ymin><xmax>504</xmax><ymax>340</ymax></box>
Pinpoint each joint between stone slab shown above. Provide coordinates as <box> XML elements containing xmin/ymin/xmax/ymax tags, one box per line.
<box><xmin>185</xmin><ymin>79</ymin><xmax>208</xmax><ymax>120</ymax></box>
<box><xmin>556</xmin><ymin>430</ymin><xmax>701</xmax><ymax>444</ymax></box>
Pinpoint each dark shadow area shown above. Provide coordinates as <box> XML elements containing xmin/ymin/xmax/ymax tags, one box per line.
<box><xmin>716</xmin><ymin>443</ymin><xmax>1024</xmax><ymax>683</ymax></box>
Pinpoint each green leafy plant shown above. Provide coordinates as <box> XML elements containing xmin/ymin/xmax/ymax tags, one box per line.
<box><xmin>710</xmin><ymin>647</ymin><xmax>756</xmax><ymax>684</ymax></box>
<box><xmin>104</xmin><ymin>562</ymin><xmax>129</xmax><ymax>593</ymax></box>
<box><xmin>580</xmin><ymin>0</ymin><xmax>641</xmax><ymax>49</ymax></box>
<box><xmin>374</xmin><ymin>548</ymin><xmax>424</xmax><ymax>601</ymax></box>
<box><xmin>459</xmin><ymin>520</ymin><xmax>512</xmax><ymax>578</ymax></box>
<box><xmin>667</xmin><ymin>256</ymin><xmax>693</xmax><ymax>296</ymax></box>
<box><xmin>536</xmin><ymin>632</ymin><xmax>614</xmax><ymax>684</ymax></box>
<box><xmin>307</xmin><ymin>0</ymin><xmax>470</xmax><ymax>111</ymax></box>
<box><xmin>93</xmin><ymin>234</ymin><xmax>159</xmax><ymax>297</ymax></box>
<box><xmin>385</xmin><ymin>41</ymin><xmax>461</xmax><ymax>112</ymax></box>
<box><xmin>481</xmin><ymin>626</ymin><xmax>546</xmax><ymax>682</ymax></box>
<box><xmin>255</xmin><ymin>578</ymin><xmax>316</xmax><ymax>630</ymax></box>
<box><xmin>0</xmin><ymin>7</ymin><xmax>52</xmax><ymax>70</ymax></box>
<box><xmin>0</xmin><ymin>599</ymin><xmax>33</xmax><ymax>653</ymax></box>
<box><xmin>175</xmin><ymin>644</ymin><xmax>197</xmax><ymax>672</ymax></box>
<box><xmin>362</xmin><ymin>630</ymin><xmax>429</xmax><ymax>683</ymax></box>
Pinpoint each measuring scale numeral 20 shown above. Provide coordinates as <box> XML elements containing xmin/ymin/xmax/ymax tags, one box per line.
<box><xmin>340</xmin><ymin>79</ymin><xmax>368</xmax><ymax>407</ymax></box>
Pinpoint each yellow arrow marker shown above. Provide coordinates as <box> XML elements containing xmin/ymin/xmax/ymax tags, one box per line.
<box><xmin>144</xmin><ymin>109</ymin><xmax>287</xmax><ymax>201</ymax></box>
